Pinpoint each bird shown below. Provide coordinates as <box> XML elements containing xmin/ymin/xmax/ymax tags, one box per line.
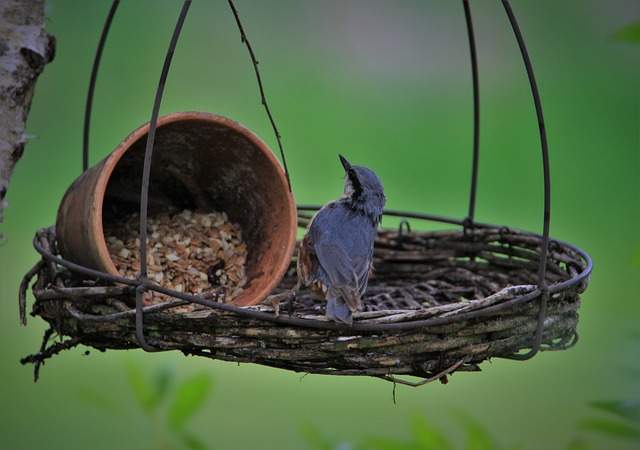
<box><xmin>295</xmin><ymin>154</ymin><xmax>385</xmax><ymax>324</ymax></box>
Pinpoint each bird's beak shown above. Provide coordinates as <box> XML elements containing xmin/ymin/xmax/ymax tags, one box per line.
<box><xmin>339</xmin><ymin>154</ymin><xmax>351</xmax><ymax>171</ymax></box>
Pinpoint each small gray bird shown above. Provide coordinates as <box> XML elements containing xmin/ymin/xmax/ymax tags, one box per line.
<box><xmin>296</xmin><ymin>154</ymin><xmax>385</xmax><ymax>324</ymax></box>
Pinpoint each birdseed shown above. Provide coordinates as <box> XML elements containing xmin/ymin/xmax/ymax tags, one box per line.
<box><xmin>104</xmin><ymin>209</ymin><xmax>248</xmax><ymax>311</ymax></box>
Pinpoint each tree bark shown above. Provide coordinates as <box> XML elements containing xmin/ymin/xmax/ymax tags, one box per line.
<box><xmin>0</xmin><ymin>0</ymin><xmax>55</xmax><ymax>224</ymax></box>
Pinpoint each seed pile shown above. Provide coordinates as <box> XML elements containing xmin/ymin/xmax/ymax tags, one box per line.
<box><xmin>105</xmin><ymin>209</ymin><xmax>248</xmax><ymax>311</ymax></box>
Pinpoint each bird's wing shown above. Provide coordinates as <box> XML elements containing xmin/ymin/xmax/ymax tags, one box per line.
<box><xmin>315</xmin><ymin>243</ymin><xmax>362</xmax><ymax>311</ymax></box>
<box><xmin>308</xmin><ymin>205</ymin><xmax>374</xmax><ymax>311</ymax></box>
<box><xmin>296</xmin><ymin>232</ymin><xmax>319</xmax><ymax>288</ymax></box>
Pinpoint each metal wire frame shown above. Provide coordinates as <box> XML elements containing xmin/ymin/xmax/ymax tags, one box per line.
<box><xmin>133</xmin><ymin>1</ymin><xmax>192</xmax><ymax>351</ymax></box>
<box><xmin>63</xmin><ymin>1</ymin><xmax>584</xmax><ymax>356</ymax></box>
<box><xmin>500</xmin><ymin>0</ymin><xmax>553</xmax><ymax>360</ymax></box>
<box><xmin>462</xmin><ymin>0</ymin><xmax>480</xmax><ymax>231</ymax></box>
<box><xmin>83</xmin><ymin>0</ymin><xmax>120</xmax><ymax>172</ymax></box>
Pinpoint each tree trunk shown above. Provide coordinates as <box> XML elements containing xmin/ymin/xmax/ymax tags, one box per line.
<box><xmin>0</xmin><ymin>0</ymin><xmax>55</xmax><ymax>225</ymax></box>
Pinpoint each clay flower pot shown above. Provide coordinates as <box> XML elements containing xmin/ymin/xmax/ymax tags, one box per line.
<box><xmin>56</xmin><ymin>111</ymin><xmax>297</xmax><ymax>307</ymax></box>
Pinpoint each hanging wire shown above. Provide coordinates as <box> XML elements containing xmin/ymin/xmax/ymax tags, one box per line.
<box><xmin>227</xmin><ymin>0</ymin><xmax>292</xmax><ymax>191</ymax></box>
<box><xmin>462</xmin><ymin>0</ymin><xmax>480</xmax><ymax>231</ymax></box>
<box><xmin>501</xmin><ymin>0</ymin><xmax>552</xmax><ymax>361</ymax></box>
<box><xmin>136</xmin><ymin>0</ymin><xmax>192</xmax><ymax>352</ymax></box>
<box><xmin>83</xmin><ymin>0</ymin><xmax>120</xmax><ymax>173</ymax></box>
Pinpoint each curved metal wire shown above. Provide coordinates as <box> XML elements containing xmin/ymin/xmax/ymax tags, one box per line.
<box><xmin>501</xmin><ymin>0</ymin><xmax>552</xmax><ymax>360</ymax></box>
<box><xmin>136</xmin><ymin>0</ymin><xmax>192</xmax><ymax>352</ymax></box>
<box><xmin>462</xmin><ymin>0</ymin><xmax>480</xmax><ymax>231</ymax></box>
<box><xmin>299</xmin><ymin>204</ymin><xmax>469</xmax><ymax>227</ymax></box>
<box><xmin>83</xmin><ymin>0</ymin><xmax>120</xmax><ymax>172</ymax></box>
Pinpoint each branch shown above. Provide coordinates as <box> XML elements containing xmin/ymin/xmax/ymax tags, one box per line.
<box><xmin>0</xmin><ymin>0</ymin><xmax>55</xmax><ymax>225</ymax></box>
<box><xmin>20</xmin><ymin>328</ymin><xmax>82</xmax><ymax>382</ymax></box>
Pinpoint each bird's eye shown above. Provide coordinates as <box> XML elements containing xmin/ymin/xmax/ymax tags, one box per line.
<box><xmin>348</xmin><ymin>168</ymin><xmax>356</xmax><ymax>178</ymax></box>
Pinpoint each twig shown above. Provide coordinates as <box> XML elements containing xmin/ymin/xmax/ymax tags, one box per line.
<box><xmin>62</xmin><ymin>297</ymin><xmax>191</xmax><ymax>323</ymax></box>
<box><xmin>20</xmin><ymin>328</ymin><xmax>82</xmax><ymax>382</ymax></box>
<box><xmin>378</xmin><ymin>358</ymin><xmax>467</xmax><ymax>387</ymax></box>
<box><xmin>19</xmin><ymin>259</ymin><xmax>45</xmax><ymax>325</ymax></box>
<box><xmin>33</xmin><ymin>284</ymin><xmax>134</xmax><ymax>300</ymax></box>
<box><xmin>37</xmin><ymin>229</ymin><xmax>67</xmax><ymax>333</ymax></box>
<box><xmin>227</xmin><ymin>0</ymin><xmax>291</xmax><ymax>191</ymax></box>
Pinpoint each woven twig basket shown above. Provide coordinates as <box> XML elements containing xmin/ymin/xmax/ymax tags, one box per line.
<box><xmin>22</xmin><ymin>212</ymin><xmax>591</xmax><ymax>385</ymax></box>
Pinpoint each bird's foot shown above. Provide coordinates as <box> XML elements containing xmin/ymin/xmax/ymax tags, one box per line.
<box><xmin>362</xmin><ymin>301</ymin><xmax>377</xmax><ymax>312</ymax></box>
<box><xmin>262</xmin><ymin>291</ymin><xmax>296</xmax><ymax>317</ymax></box>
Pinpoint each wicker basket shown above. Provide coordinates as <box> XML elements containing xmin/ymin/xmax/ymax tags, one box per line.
<box><xmin>21</xmin><ymin>212</ymin><xmax>591</xmax><ymax>385</ymax></box>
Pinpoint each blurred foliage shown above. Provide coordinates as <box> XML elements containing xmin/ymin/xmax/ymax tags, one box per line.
<box><xmin>304</xmin><ymin>346</ymin><xmax>640</xmax><ymax>450</ymax></box>
<box><xmin>77</xmin><ymin>364</ymin><xmax>637</xmax><ymax>450</ymax></box>
<box><xmin>363</xmin><ymin>413</ymin><xmax>521</xmax><ymax>450</ymax></box>
<box><xmin>79</xmin><ymin>362</ymin><xmax>212</xmax><ymax>450</ymax></box>
<box><xmin>587</xmin><ymin>400</ymin><xmax>640</xmax><ymax>423</ymax></box>
<box><xmin>302</xmin><ymin>405</ymin><xmax>640</xmax><ymax>450</ymax></box>
<box><xmin>613</xmin><ymin>21</ymin><xmax>640</xmax><ymax>43</ymax></box>
<box><xmin>302</xmin><ymin>413</ymin><xmax>518</xmax><ymax>450</ymax></box>
<box><xmin>580</xmin><ymin>400</ymin><xmax>640</xmax><ymax>442</ymax></box>
<box><xmin>630</xmin><ymin>245</ymin><xmax>640</xmax><ymax>267</ymax></box>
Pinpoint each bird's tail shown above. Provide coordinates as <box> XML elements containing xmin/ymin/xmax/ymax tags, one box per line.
<box><xmin>326</xmin><ymin>297</ymin><xmax>353</xmax><ymax>325</ymax></box>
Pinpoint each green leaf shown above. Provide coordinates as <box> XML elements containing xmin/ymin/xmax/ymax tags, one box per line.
<box><xmin>454</xmin><ymin>412</ymin><xmax>497</xmax><ymax>450</ymax></box>
<box><xmin>631</xmin><ymin>243</ymin><xmax>640</xmax><ymax>267</ymax></box>
<box><xmin>299</xmin><ymin>422</ymin><xmax>334</xmax><ymax>450</ymax></box>
<box><xmin>365</xmin><ymin>437</ymin><xmax>415</xmax><ymax>450</ymax></box>
<box><xmin>588</xmin><ymin>400</ymin><xmax>640</xmax><ymax>423</ymax></box>
<box><xmin>76</xmin><ymin>387</ymin><xmax>121</xmax><ymax>414</ymax></box>
<box><xmin>613</xmin><ymin>21</ymin><xmax>640</xmax><ymax>43</ymax></box>
<box><xmin>410</xmin><ymin>414</ymin><xmax>454</xmax><ymax>450</ymax></box>
<box><xmin>148</xmin><ymin>364</ymin><xmax>174</xmax><ymax>411</ymax></box>
<box><xmin>561</xmin><ymin>439</ymin><xmax>590</xmax><ymax>450</ymax></box>
<box><xmin>580</xmin><ymin>419</ymin><xmax>640</xmax><ymax>440</ymax></box>
<box><xmin>168</xmin><ymin>373</ymin><xmax>213</xmax><ymax>431</ymax></box>
<box><xmin>125</xmin><ymin>360</ymin><xmax>156</xmax><ymax>414</ymax></box>
<box><xmin>180</xmin><ymin>430</ymin><xmax>208</xmax><ymax>450</ymax></box>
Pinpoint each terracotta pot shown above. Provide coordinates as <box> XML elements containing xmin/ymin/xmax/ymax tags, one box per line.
<box><xmin>56</xmin><ymin>111</ymin><xmax>297</xmax><ymax>307</ymax></box>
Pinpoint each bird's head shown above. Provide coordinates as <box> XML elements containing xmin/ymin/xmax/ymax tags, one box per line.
<box><xmin>339</xmin><ymin>154</ymin><xmax>386</xmax><ymax>224</ymax></box>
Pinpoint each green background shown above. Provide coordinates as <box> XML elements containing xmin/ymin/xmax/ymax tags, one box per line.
<box><xmin>1</xmin><ymin>1</ymin><xmax>638</xmax><ymax>449</ymax></box>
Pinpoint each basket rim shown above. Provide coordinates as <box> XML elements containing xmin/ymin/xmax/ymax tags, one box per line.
<box><xmin>23</xmin><ymin>211</ymin><xmax>589</xmax><ymax>383</ymax></box>
<box><xmin>31</xmin><ymin>208</ymin><xmax>592</xmax><ymax>332</ymax></box>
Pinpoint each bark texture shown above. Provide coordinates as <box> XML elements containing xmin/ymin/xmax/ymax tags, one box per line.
<box><xmin>0</xmin><ymin>0</ymin><xmax>55</xmax><ymax>223</ymax></box>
